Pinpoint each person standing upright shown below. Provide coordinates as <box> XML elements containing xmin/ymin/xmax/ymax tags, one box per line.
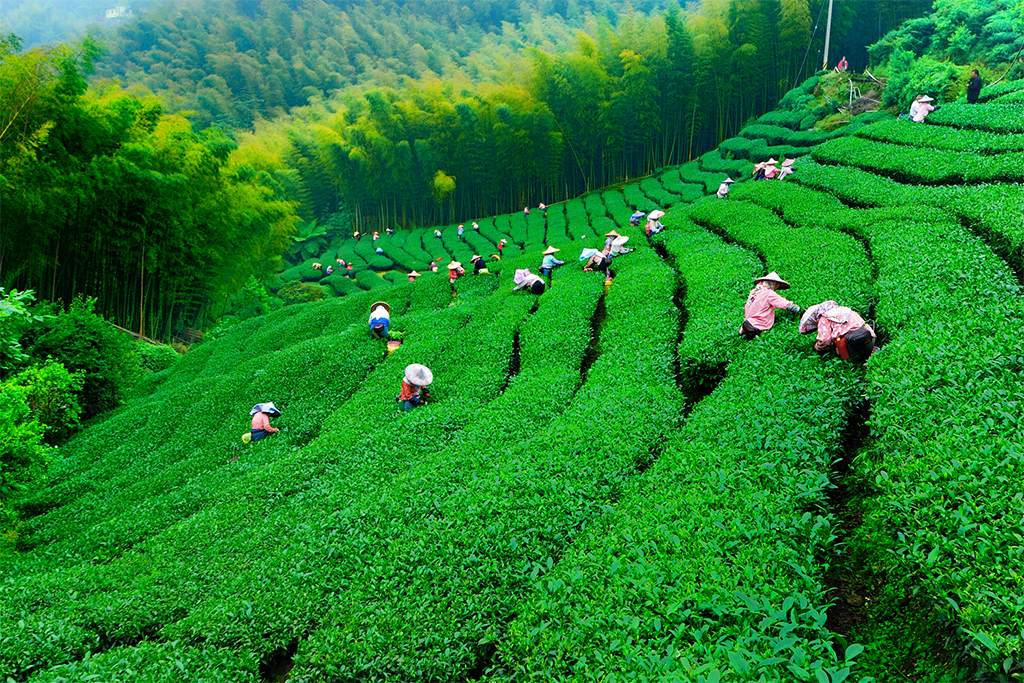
<box><xmin>967</xmin><ymin>69</ymin><xmax>982</xmax><ymax>104</ymax></box>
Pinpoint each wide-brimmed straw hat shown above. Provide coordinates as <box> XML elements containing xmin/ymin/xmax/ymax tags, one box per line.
<box><xmin>723</xmin><ymin>177</ymin><xmax>735</xmax><ymax>184</ymax></box>
<box><xmin>781</xmin><ymin>158</ymin><xmax>795</xmax><ymax>167</ymax></box>
<box><xmin>920</xmin><ymin>95</ymin><xmax>935</xmax><ymax>102</ymax></box>
<box><xmin>765</xmin><ymin>157</ymin><xmax>779</xmax><ymax>165</ymax></box>
<box><xmin>405</xmin><ymin>364</ymin><xmax>433</xmax><ymax>386</ymax></box>
<box><xmin>604</xmin><ymin>230</ymin><xmax>620</xmax><ymax>237</ymax></box>
<box><xmin>543</xmin><ymin>246</ymin><xmax>560</xmax><ymax>255</ymax></box>
<box><xmin>470</xmin><ymin>255</ymin><xmax>481</xmax><ymax>262</ymax></box>
<box><xmin>370</xmin><ymin>301</ymin><xmax>390</xmax><ymax>314</ymax></box>
<box><xmin>447</xmin><ymin>261</ymin><xmax>461</xmax><ymax>270</ymax></box>
<box><xmin>754</xmin><ymin>271</ymin><xmax>791</xmax><ymax>290</ymax></box>
<box><xmin>409</xmin><ymin>271</ymin><xmax>421</xmax><ymax>277</ymax></box>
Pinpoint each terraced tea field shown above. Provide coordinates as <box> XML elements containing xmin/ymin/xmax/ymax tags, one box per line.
<box><xmin>3</xmin><ymin>80</ymin><xmax>1022</xmax><ymax>682</ymax></box>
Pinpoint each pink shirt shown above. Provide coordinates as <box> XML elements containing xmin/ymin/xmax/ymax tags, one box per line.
<box><xmin>814</xmin><ymin>308</ymin><xmax>873</xmax><ymax>352</ymax></box>
<box><xmin>251</xmin><ymin>412</ymin><xmax>278</xmax><ymax>433</ymax></box>
<box><xmin>743</xmin><ymin>285</ymin><xmax>793</xmax><ymax>331</ymax></box>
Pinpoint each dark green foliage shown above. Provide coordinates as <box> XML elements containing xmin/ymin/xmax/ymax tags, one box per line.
<box><xmin>22</xmin><ymin>297</ymin><xmax>138</xmax><ymax>419</ymax></box>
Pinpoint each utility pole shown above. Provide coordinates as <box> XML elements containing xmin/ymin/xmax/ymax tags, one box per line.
<box><xmin>822</xmin><ymin>0</ymin><xmax>835</xmax><ymax>71</ymax></box>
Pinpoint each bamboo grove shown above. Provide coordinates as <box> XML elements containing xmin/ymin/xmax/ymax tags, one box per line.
<box><xmin>0</xmin><ymin>37</ymin><xmax>296</xmax><ymax>338</ymax></box>
<box><xmin>1</xmin><ymin>0</ymin><xmax>934</xmax><ymax>337</ymax></box>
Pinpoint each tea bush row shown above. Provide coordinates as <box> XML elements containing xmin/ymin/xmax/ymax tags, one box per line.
<box><xmin>925</xmin><ymin>102</ymin><xmax>1024</xmax><ymax>134</ymax></box>
<box><xmin>493</xmin><ymin>205</ymin><xmax>867</xmax><ymax>681</ymax></box>
<box><xmin>653</xmin><ymin>217</ymin><xmax>761</xmax><ymax>389</ymax></box>
<box><xmin>679</xmin><ymin>161</ymin><xmax>729</xmax><ymax>193</ymax></box>
<box><xmin>731</xmin><ymin>178</ymin><xmax>1024</xmax><ymax>672</ymax></box>
<box><xmin>849</xmin><ymin>211</ymin><xmax>1024</xmax><ymax>674</ymax></box>
<box><xmin>658</xmin><ymin>169</ymin><xmax>705</xmax><ymax>202</ymax></box>
<box><xmin>857</xmin><ymin>118</ymin><xmax>1024</xmax><ymax>154</ymax></box>
<box><xmin>639</xmin><ymin>177</ymin><xmax>680</xmax><ymax>206</ymax></box>
<box><xmin>812</xmin><ymin>136</ymin><xmax>1024</xmax><ymax>184</ymax></box>
<box><xmin>697</xmin><ymin>150</ymin><xmax>751</xmax><ymax>178</ymax></box>
<box><xmin>793</xmin><ymin>158</ymin><xmax>1024</xmax><ymax>274</ymax></box>
<box><xmin>718</xmin><ymin>136</ymin><xmax>812</xmax><ymax>163</ymax></box>
<box><xmin>686</xmin><ymin>197</ymin><xmax>873</xmax><ymax>315</ymax></box>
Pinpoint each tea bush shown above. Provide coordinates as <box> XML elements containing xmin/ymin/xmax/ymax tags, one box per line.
<box><xmin>857</xmin><ymin>118</ymin><xmax>1024</xmax><ymax>154</ymax></box>
<box><xmin>926</xmin><ymin>102</ymin><xmax>1024</xmax><ymax>133</ymax></box>
<box><xmin>639</xmin><ymin>176</ymin><xmax>680</xmax><ymax>206</ymax></box>
<box><xmin>495</xmin><ymin>198</ymin><xmax>868</xmax><ymax>681</ymax></box>
<box><xmin>812</xmin><ymin>136</ymin><xmax>1024</xmax><ymax>183</ymax></box>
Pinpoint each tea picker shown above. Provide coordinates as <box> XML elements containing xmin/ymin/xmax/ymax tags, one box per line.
<box><xmin>243</xmin><ymin>403</ymin><xmax>281</xmax><ymax>443</ymax></box>
<box><xmin>805</xmin><ymin>302</ymin><xmax>877</xmax><ymax>362</ymax></box>
<box><xmin>740</xmin><ymin>272</ymin><xmax>800</xmax><ymax>339</ymax></box>
<box><xmin>716</xmin><ymin>177</ymin><xmax>735</xmax><ymax>199</ymax></box>
<box><xmin>513</xmin><ymin>268</ymin><xmax>546</xmax><ymax>295</ymax></box>
<box><xmin>629</xmin><ymin>211</ymin><xmax>645</xmax><ymax>227</ymax></box>
<box><xmin>540</xmin><ymin>246</ymin><xmax>564</xmax><ymax>279</ymax></box>
<box><xmin>369</xmin><ymin>301</ymin><xmax>391</xmax><ymax>339</ymax></box>
<box><xmin>397</xmin><ymin>363</ymin><xmax>432</xmax><ymax>411</ymax></box>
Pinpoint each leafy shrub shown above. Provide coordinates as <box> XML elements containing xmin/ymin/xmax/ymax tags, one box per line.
<box><xmin>134</xmin><ymin>343</ymin><xmax>179</xmax><ymax>374</ymax></box>
<box><xmin>0</xmin><ymin>288</ymin><xmax>47</xmax><ymax>377</ymax></box>
<box><xmin>22</xmin><ymin>297</ymin><xmax>138</xmax><ymax>419</ymax></box>
<box><xmin>639</xmin><ymin>176</ymin><xmax>680</xmax><ymax>206</ymax></box>
<box><xmin>0</xmin><ymin>386</ymin><xmax>49</xmax><ymax>531</ymax></box>
<box><xmin>280</xmin><ymin>281</ymin><xmax>328</xmax><ymax>304</ymax></box>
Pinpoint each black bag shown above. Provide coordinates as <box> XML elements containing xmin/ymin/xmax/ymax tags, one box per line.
<box><xmin>840</xmin><ymin>326</ymin><xmax>875</xmax><ymax>361</ymax></box>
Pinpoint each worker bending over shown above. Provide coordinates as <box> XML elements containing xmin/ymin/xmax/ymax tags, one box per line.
<box><xmin>808</xmin><ymin>303</ymin><xmax>876</xmax><ymax>361</ymax></box>
<box><xmin>741</xmin><ymin>272</ymin><xmax>800</xmax><ymax>339</ymax></box>
<box><xmin>369</xmin><ymin>301</ymin><xmax>391</xmax><ymax>339</ymax></box>
<box><xmin>245</xmin><ymin>403</ymin><xmax>281</xmax><ymax>442</ymax></box>
<box><xmin>397</xmin><ymin>364</ymin><xmax>433</xmax><ymax>411</ymax></box>
<box><xmin>513</xmin><ymin>268</ymin><xmax>546</xmax><ymax>294</ymax></box>
<box><xmin>582</xmin><ymin>248</ymin><xmax>613</xmax><ymax>278</ymax></box>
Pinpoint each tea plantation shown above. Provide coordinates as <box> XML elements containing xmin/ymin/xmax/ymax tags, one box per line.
<box><xmin>2</xmin><ymin>78</ymin><xmax>1023</xmax><ymax>682</ymax></box>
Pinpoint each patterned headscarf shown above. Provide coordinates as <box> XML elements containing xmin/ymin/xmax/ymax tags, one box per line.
<box><xmin>799</xmin><ymin>300</ymin><xmax>838</xmax><ymax>334</ymax></box>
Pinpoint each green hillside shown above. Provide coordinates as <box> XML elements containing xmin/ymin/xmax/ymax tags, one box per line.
<box><xmin>4</xmin><ymin>8</ymin><xmax>1024</xmax><ymax>671</ymax></box>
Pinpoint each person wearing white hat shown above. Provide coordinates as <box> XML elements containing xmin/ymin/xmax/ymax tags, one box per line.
<box><xmin>245</xmin><ymin>403</ymin><xmax>281</xmax><ymax>442</ymax></box>
<box><xmin>645</xmin><ymin>210</ymin><xmax>665</xmax><ymax>241</ymax></box>
<box><xmin>369</xmin><ymin>301</ymin><xmax>391</xmax><ymax>339</ymax></box>
<box><xmin>911</xmin><ymin>95</ymin><xmax>937</xmax><ymax>122</ymax></box>
<box><xmin>777</xmin><ymin>159</ymin><xmax>796</xmax><ymax>180</ymax></box>
<box><xmin>513</xmin><ymin>268</ymin><xmax>546</xmax><ymax>295</ymax></box>
<box><xmin>716</xmin><ymin>177</ymin><xmax>735</xmax><ymax>199</ymax></box>
<box><xmin>408</xmin><ymin>271</ymin><xmax>421</xmax><ymax>283</ymax></box>
<box><xmin>397</xmin><ymin>364</ymin><xmax>432</xmax><ymax>411</ymax></box>
<box><xmin>470</xmin><ymin>255</ymin><xmax>488</xmax><ymax>274</ymax></box>
<box><xmin>540</xmin><ymin>246</ymin><xmax>565</xmax><ymax>279</ymax></box>
<box><xmin>763</xmin><ymin>160</ymin><xmax>781</xmax><ymax>180</ymax></box>
<box><xmin>740</xmin><ymin>272</ymin><xmax>801</xmax><ymax>339</ymax></box>
<box><xmin>603</xmin><ymin>230</ymin><xmax>620</xmax><ymax>251</ymax></box>
<box><xmin>582</xmin><ymin>248</ymin><xmax>613</xmax><ymax>278</ymax></box>
<box><xmin>457</xmin><ymin>224</ymin><xmax>465</xmax><ymax>239</ymax></box>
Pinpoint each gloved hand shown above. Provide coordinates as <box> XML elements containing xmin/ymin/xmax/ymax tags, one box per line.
<box><xmin>787</xmin><ymin>303</ymin><xmax>801</xmax><ymax>313</ymax></box>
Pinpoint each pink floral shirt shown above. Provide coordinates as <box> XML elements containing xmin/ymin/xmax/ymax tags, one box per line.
<box><xmin>742</xmin><ymin>284</ymin><xmax>793</xmax><ymax>332</ymax></box>
<box><xmin>814</xmin><ymin>308</ymin><xmax>873</xmax><ymax>352</ymax></box>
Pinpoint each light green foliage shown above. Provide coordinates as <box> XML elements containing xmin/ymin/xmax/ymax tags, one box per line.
<box><xmin>0</xmin><ymin>288</ymin><xmax>47</xmax><ymax>377</ymax></box>
<box><xmin>0</xmin><ymin>386</ymin><xmax>49</xmax><ymax>531</ymax></box>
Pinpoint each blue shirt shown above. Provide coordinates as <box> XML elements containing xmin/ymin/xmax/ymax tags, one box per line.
<box><xmin>541</xmin><ymin>255</ymin><xmax>564</xmax><ymax>269</ymax></box>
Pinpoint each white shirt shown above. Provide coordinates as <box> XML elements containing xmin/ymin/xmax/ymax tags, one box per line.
<box><xmin>716</xmin><ymin>182</ymin><xmax>730</xmax><ymax>198</ymax></box>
